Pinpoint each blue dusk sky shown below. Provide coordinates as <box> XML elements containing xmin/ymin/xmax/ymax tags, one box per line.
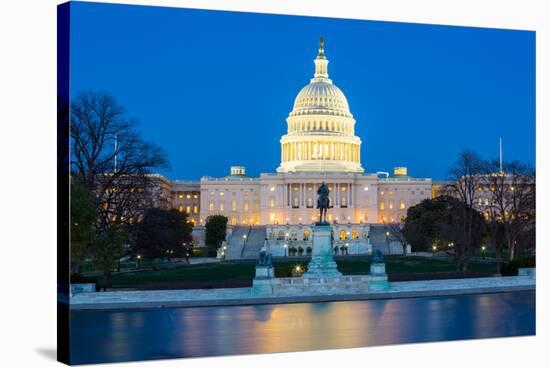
<box><xmin>69</xmin><ymin>1</ymin><xmax>535</xmax><ymax>180</ymax></box>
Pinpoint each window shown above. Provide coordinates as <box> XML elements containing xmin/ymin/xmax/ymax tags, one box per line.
<box><xmin>208</xmin><ymin>202</ymin><xmax>214</xmax><ymax>211</ymax></box>
<box><xmin>380</xmin><ymin>201</ymin><xmax>385</xmax><ymax>210</ymax></box>
<box><xmin>352</xmin><ymin>229</ymin><xmax>359</xmax><ymax>239</ymax></box>
<box><xmin>400</xmin><ymin>200</ymin><xmax>405</xmax><ymax>209</ymax></box>
<box><xmin>219</xmin><ymin>192</ymin><xmax>224</xmax><ymax>196</ymax></box>
<box><xmin>339</xmin><ymin>229</ymin><xmax>347</xmax><ymax>240</ymax></box>
<box><xmin>389</xmin><ymin>201</ymin><xmax>393</xmax><ymax>209</ymax></box>
<box><xmin>178</xmin><ymin>205</ymin><xmax>183</xmax><ymax>213</ymax></box>
<box><xmin>231</xmin><ymin>217</ymin><xmax>237</xmax><ymax>225</ymax></box>
<box><xmin>364</xmin><ymin>186</ymin><xmax>369</xmax><ymax>191</ymax></box>
<box><xmin>193</xmin><ymin>194</ymin><xmax>198</xmax><ymax>199</ymax></box>
<box><xmin>220</xmin><ymin>203</ymin><xmax>225</xmax><ymax>211</ymax></box>
<box><xmin>328</xmin><ymin>213</ymin><xmax>333</xmax><ymax>221</ymax></box>
<box><xmin>307</xmin><ymin>197</ymin><xmax>313</xmax><ymax>208</ymax></box>
<box><xmin>269</xmin><ymin>198</ymin><xmax>275</xmax><ymax>208</ymax></box>
<box><xmin>380</xmin><ymin>190</ymin><xmax>384</xmax><ymax>195</ymax></box>
<box><xmin>178</xmin><ymin>193</ymin><xmax>183</xmax><ymax>199</ymax></box>
<box><xmin>186</xmin><ymin>206</ymin><xmax>191</xmax><ymax>214</ymax></box>
<box><xmin>291</xmin><ymin>230</ymin><xmax>298</xmax><ymax>240</ymax></box>
<box><xmin>293</xmin><ymin>197</ymin><xmax>299</xmax><ymax>208</ymax></box>
<box><xmin>244</xmin><ymin>201</ymin><xmax>249</xmax><ymax>212</ymax></box>
<box><xmin>303</xmin><ymin>230</ymin><xmax>310</xmax><ymax>241</ymax></box>
<box><xmin>277</xmin><ymin>230</ymin><xmax>285</xmax><ymax>240</ymax></box>
<box><xmin>186</xmin><ymin>194</ymin><xmax>191</xmax><ymax>199</ymax></box>
<box><xmin>193</xmin><ymin>205</ymin><xmax>198</xmax><ymax>214</ymax></box>
<box><xmin>270</xmin><ymin>186</ymin><xmax>275</xmax><ymax>192</ymax></box>
<box><xmin>341</xmin><ymin>197</ymin><xmax>347</xmax><ymax>207</ymax></box>
<box><xmin>231</xmin><ymin>200</ymin><xmax>237</xmax><ymax>212</ymax></box>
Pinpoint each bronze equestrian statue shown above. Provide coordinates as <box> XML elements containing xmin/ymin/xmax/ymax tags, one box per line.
<box><xmin>317</xmin><ymin>182</ymin><xmax>330</xmax><ymax>224</ymax></box>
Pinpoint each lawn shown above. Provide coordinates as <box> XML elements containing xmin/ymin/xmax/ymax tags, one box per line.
<box><xmin>90</xmin><ymin>256</ymin><xmax>498</xmax><ymax>290</ymax></box>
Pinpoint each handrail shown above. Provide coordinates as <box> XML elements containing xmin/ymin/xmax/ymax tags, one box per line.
<box><xmin>240</xmin><ymin>226</ymin><xmax>252</xmax><ymax>258</ymax></box>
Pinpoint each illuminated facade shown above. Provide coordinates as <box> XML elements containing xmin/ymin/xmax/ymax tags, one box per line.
<box><xmin>154</xmin><ymin>39</ymin><xmax>433</xmax><ymax>253</ymax></box>
<box><xmin>190</xmin><ymin>39</ymin><xmax>431</xmax><ymax>227</ymax></box>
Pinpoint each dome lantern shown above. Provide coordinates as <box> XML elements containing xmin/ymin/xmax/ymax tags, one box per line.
<box><xmin>313</xmin><ymin>37</ymin><xmax>330</xmax><ymax>80</ymax></box>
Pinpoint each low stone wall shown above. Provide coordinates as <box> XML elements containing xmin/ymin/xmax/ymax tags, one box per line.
<box><xmin>518</xmin><ymin>268</ymin><xmax>536</xmax><ymax>277</ymax></box>
<box><xmin>253</xmin><ymin>275</ymin><xmax>369</xmax><ymax>296</ymax></box>
<box><xmin>71</xmin><ymin>283</ymin><xmax>95</xmax><ymax>296</ymax></box>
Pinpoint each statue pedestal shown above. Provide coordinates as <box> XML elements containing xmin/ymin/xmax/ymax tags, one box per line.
<box><xmin>367</xmin><ymin>263</ymin><xmax>389</xmax><ymax>291</ymax></box>
<box><xmin>251</xmin><ymin>265</ymin><xmax>276</xmax><ymax>295</ymax></box>
<box><xmin>303</xmin><ymin>225</ymin><xmax>342</xmax><ymax>279</ymax></box>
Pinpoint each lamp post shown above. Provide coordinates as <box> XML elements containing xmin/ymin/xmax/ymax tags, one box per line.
<box><xmin>136</xmin><ymin>255</ymin><xmax>141</xmax><ymax>269</ymax></box>
<box><xmin>481</xmin><ymin>245</ymin><xmax>487</xmax><ymax>260</ymax></box>
<box><xmin>284</xmin><ymin>243</ymin><xmax>288</xmax><ymax>257</ymax></box>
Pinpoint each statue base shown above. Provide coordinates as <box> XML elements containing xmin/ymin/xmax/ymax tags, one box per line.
<box><xmin>303</xmin><ymin>225</ymin><xmax>342</xmax><ymax>279</ymax></box>
<box><xmin>367</xmin><ymin>263</ymin><xmax>389</xmax><ymax>291</ymax></box>
<box><xmin>251</xmin><ymin>264</ymin><xmax>276</xmax><ymax>295</ymax></box>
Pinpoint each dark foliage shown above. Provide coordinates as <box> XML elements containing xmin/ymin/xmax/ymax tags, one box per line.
<box><xmin>204</xmin><ymin>215</ymin><xmax>228</xmax><ymax>255</ymax></box>
<box><xmin>135</xmin><ymin>208</ymin><xmax>193</xmax><ymax>260</ymax></box>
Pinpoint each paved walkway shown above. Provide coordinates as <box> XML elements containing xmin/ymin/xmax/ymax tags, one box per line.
<box><xmin>70</xmin><ymin>275</ymin><xmax>535</xmax><ymax>310</ymax></box>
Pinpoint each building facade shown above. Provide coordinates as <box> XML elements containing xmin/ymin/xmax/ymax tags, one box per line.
<box><xmin>145</xmin><ymin>39</ymin><xmax>434</xmax><ymax>254</ymax></box>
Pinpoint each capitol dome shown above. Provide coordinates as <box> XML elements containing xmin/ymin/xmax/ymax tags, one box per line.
<box><xmin>277</xmin><ymin>38</ymin><xmax>364</xmax><ymax>173</ymax></box>
<box><xmin>290</xmin><ymin>80</ymin><xmax>352</xmax><ymax>118</ymax></box>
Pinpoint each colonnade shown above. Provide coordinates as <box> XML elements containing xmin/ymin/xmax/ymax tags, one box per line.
<box><xmin>287</xmin><ymin>119</ymin><xmax>353</xmax><ymax>134</ymax></box>
<box><xmin>281</xmin><ymin>141</ymin><xmax>360</xmax><ymax>163</ymax></box>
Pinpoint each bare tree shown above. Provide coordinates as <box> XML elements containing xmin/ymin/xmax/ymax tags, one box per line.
<box><xmin>443</xmin><ymin>150</ymin><xmax>485</xmax><ymax>271</ymax></box>
<box><xmin>480</xmin><ymin>159</ymin><xmax>508</xmax><ymax>272</ymax></box>
<box><xmin>70</xmin><ymin>91</ymin><xmax>169</xmax><ymax>287</ymax></box>
<box><xmin>71</xmin><ymin>91</ymin><xmax>169</xmax><ymax>226</ymax></box>
<box><xmin>385</xmin><ymin>221</ymin><xmax>408</xmax><ymax>255</ymax></box>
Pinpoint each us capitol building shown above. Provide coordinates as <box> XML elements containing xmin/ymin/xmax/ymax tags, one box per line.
<box><xmin>154</xmin><ymin>39</ymin><xmax>433</xmax><ymax>257</ymax></box>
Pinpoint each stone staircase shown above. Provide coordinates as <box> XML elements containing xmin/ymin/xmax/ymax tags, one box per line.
<box><xmin>225</xmin><ymin>226</ymin><xmax>249</xmax><ymax>260</ymax></box>
<box><xmin>368</xmin><ymin>224</ymin><xmax>404</xmax><ymax>255</ymax></box>
<box><xmin>241</xmin><ymin>226</ymin><xmax>267</xmax><ymax>259</ymax></box>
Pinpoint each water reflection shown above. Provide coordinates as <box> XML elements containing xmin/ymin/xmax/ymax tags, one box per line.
<box><xmin>70</xmin><ymin>292</ymin><xmax>535</xmax><ymax>365</ymax></box>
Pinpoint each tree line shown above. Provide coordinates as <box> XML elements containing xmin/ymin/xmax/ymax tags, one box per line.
<box><xmin>402</xmin><ymin>150</ymin><xmax>535</xmax><ymax>272</ymax></box>
<box><xmin>70</xmin><ymin>91</ymin><xmax>195</xmax><ymax>288</ymax></box>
